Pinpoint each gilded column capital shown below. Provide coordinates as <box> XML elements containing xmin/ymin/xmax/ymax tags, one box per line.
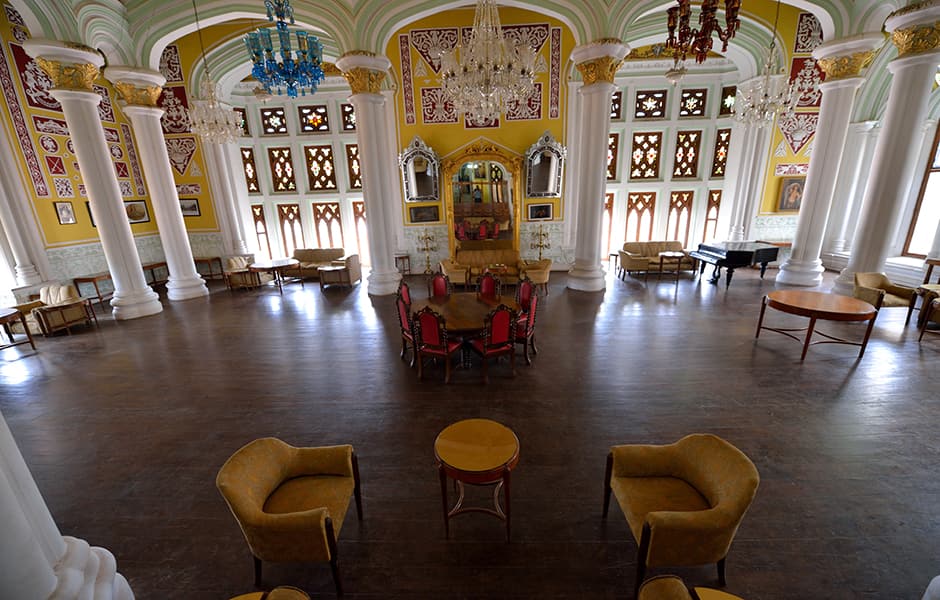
<box><xmin>891</xmin><ymin>21</ymin><xmax>940</xmax><ymax>57</ymax></box>
<box><xmin>113</xmin><ymin>82</ymin><xmax>162</xmax><ymax>107</ymax></box>
<box><xmin>34</xmin><ymin>57</ymin><xmax>98</xmax><ymax>91</ymax></box>
<box><xmin>575</xmin><ymin>56</ymin><xmax>624</xmax><ymax>85</ymax></box>
<box><xmin>322</xmin><ymin>62</ymin><xmax>343</xmax><ymax>77</ymax></box>
<box><xmin>817</xmin><ymin>49</ymin><xmax>879</xmax><ymax>80</ymax></box>
<box><xmin>342</xmin><ymin>67</ymin><xmax>386</xmax><ymax>94</ymax></box>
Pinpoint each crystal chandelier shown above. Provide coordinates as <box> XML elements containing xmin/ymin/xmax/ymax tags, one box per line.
<box><xmin>734</xmin><ymin>0</ymin><xmax>798</xmax><ymax>127</ymax></box>
<box><xmin>186</xmin><ymin>0</ymin><xmax>242</xmax><ymax>143</ymax></box>
<box><xmin>244</xmin><ymin>0</ymin><xmax>325</xmax><ymax>98</ymax></box>
<box><xmin>439</xmin><ymin>0</ymin><xmax>537</xmax><ymax>125</ymax></box>
<box><xmin>665</xmin><ymin>0</ymin><xmax>742</xmax><ymax>66</ymax></box>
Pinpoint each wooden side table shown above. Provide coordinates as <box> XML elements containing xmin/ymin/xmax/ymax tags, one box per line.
<box><xmin>435</xmin><ymin>418</ymin><xmax>519</xmax><ymax>541</ymax></box>
<box><xmin>0</xmin><ymin>308</ymin><xmax>36</xmax><ymax>352</ymax></box>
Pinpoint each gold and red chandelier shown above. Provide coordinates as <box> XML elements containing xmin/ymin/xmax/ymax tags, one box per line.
<box><xmin>665</xmin><ymin>0</ymin><xmax>742</xmax><ymax>66</ymax></box>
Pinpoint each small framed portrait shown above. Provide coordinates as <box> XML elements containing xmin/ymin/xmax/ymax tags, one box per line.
<box><xmin>409</xmin><ymin>205</ymin><xmax>440</xmax><ymax>223</ymax></box>
<box><xmin>124</xmin><ymin>200</ymin><xmax>150</xmax><ymax>224</ymax></box>
<box><xmin>54</xmin><ymin>201</ymin><xmax>76</xmax><ymax>225</ymax></box>
<box><xmin>777</xmin><ymin>177</ymin><xmax>805</xmax><ymax>212</ymax></box>
<box><xmin>179</xmin><ymin>198</ymin><xmax>201</xmax><ymax>217</ymax></box>
<box><xmin>527</xmin><ymin>203</ymin><xmax>553</xmax><ymax>221</ymax></box>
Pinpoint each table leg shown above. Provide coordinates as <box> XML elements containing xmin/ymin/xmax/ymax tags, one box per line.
<box><xmin>275</xmin><ymin>269</ymin><xmax>283</xmax><ymax>294</ymax></box>
<box><xmin>801</xmin><ymin>316</ymin><xmax>817</xmax><ymax>361</ymax></box>
<box><xmin>859</xmin><ymin>313</ymin><xmax>878</xmax><ymax>358</ymax></box>
<box><xmin>503</xmin><ymin>468</ymin><xmax>511</xmax><ymax>542</ymax></box>
<box><xmin>659</xmin><ymin>256</ymin><xmax>665</xmax><ymax>279</ymax></box>
<box><xmin>18</xmin><ymin>313</ymin><xmax>35</xmax><ymax>350</ymax></box>
<box><xmin>755</xmin><ymin>296</ymin><xmax>768</xmax><ymax>338</ymax></box>
<box><xmin>439</xmin><ymin>465</ymin><xmax>450</xmax><ymax>539</ymax></box>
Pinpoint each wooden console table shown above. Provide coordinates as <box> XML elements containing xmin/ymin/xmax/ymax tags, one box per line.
<box><xmin>194</xmin><ymin>256</ymin><xmax>224</xmax><ymax>280</ymax></box>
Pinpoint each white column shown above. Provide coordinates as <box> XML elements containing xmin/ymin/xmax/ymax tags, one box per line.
<box><xmin>24</xmin><ymin>40</ymin><xmax>162</xmax><ymax>320</ymax></box>
<box><xmin>107</xmin><ymin>67</ymin><xmax>209</xmax><ymax>301</ymax></box>
<box><xmin>834</xmin><ymin>5</ymin><xmax>940</xmax><ymax>295</ymax></box>
<box><xmin>0</xmin><ymin>108</ymin><xmax>46</xmax><ymax>285</ymax></box>
<box><xmin>337</xmin><ymin>53</ymin><xmax>401</xmax><ymax>295</ymax></box>
<box><xmin>0</xmin><ymin>177</ymin><xmax>41</xmax><ymax>285</ymax></box>
<box><xmin>777</xmin><ymin>34</ymin><xmax>885</xmax><ymax>286</ymax></box>
<box><xmin>726</xmin><ymin>121</ymin><xmax>769</xmax><ymax>241</ymax></box>
<box><xmin>383</xmin><ymin>89</ymin><xmax>405</xmax><ymax>258</ymax></box>
<box><xmin>204</xmin><ymin>140</ymin><xmax>249</xmax><ymax>255</ymax></box>
<box><xmin>0</xmin><ymin>409</ymin><xmax>134</xmax><ymax>599</ymax></box>
<box><xmin>824</xmin><ymin>121</ymin><xmax>877</xmax><ymax>254</ymax></box>
<box><xmin>567</xmin><ymin>40</ymin><xmax>629</xmax><ymax>292</ymax></box>
<box><xmin>562</xmin><ymin>80</ymin><xmax>583</xmax><ymax>252</ymax></box>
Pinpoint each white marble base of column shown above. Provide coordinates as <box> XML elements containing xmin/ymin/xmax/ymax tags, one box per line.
<box><xmin>14</xmin><ymin>264</ymin><xmax>41</xmax><ymax>286</ymax></box>
<box><xmin>728</xmin><ymin>226</ymin><xmax>745</xmax><ymax>242</ymax></box>
<box><xmin>50</xmin><ymin>536</ymin><xmax>133</xmax><ymax>600</ymax></box>
<box><xmin>827</xmin><ymin>239</ymin><xmax>849</xmax><ymax>254</ymax></box>
<box><xmin>831</xmin><ymin>268</ymin><xmax>856</xmax><ymax>296</ymax></box>
<box><xmin>567</xmin><ymin>261</ymin><xmax>607</xmax><ymax>292</ymax></box>
<box><xmin>367</xmin><ymin>267</ymin><xmax>401</xmax><ymax>296</ymax></box>
<box><xmin>110</xmin><ymin>288</ymin><xmax>162</xmax><ymax>321</ymax></box>
<box><xmin>166</xmin><ymin>276</ymin><xmax>210</xmax><ymax>301</ymax></box>
<box><xmin>776</xmin><ymin>258</ymin><xmax>826</xmax><ymax>287</ymax></box>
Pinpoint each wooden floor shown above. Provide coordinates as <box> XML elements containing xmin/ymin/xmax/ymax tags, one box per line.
<box><xmin>2</xmin><ymin>266</ymin><xmax>938</xmax><ymax>599</ymax></box>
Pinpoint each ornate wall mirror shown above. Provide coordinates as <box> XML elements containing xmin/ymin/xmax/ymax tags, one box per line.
<box><xmin>525</xmin><ymin>131</ymin><xmax>566</xmax><ymax>198</ymax></box>
<box><xmin>399</xmin><ymin>136</ymin><xmax>439</xmax><ymax>202</ymax></box>
<box><xmin>442</xmin><ymin>140</ymin><xmax>523</xmax><ymax>256</ymax></box>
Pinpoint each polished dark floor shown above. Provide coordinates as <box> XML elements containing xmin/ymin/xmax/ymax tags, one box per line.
<box><xmin>2</xmin><ymin>266</ymin><xmax>939</xmax><ymax>599</ymax></box>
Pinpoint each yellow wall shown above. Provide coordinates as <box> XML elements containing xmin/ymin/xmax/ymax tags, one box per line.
<box><xmin>386</xmin><ymin>7</ymin><xmax>575</xmax><ymax>225</ymax></box>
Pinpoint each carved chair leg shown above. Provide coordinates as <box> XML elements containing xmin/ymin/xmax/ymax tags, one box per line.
<box><xmin>635</xmin><ymin>524</ymin><xmax>651</xmax><ymax>599</ymax></box>
<box><xmin>445</xmin><ymin>354</ymin><xmax>452</xmax><ymax>384</ymax></box>
<box><xmin>481</xmin><ymin>356</ymin><xmax>489</xmax><ymax>384</ymax></box>
<box><xmin>352</xmin><ymin>453</ymin><xmax>363</xmax><ymax>521</ymax></box>
<box><xmin>523</xmin><ymin>337</ymin><xmax>531</xmax><ymax>365</ymax></box>
<box><xmin>717</xmin><ymin>557</ymin><xmax>727</xmax><ymax>587</ymax></box>
<box><xmin>326</xmin><ymin>517</ymin><xmax>343</xmax><ymax>596</ymax></box>
<box><xmin>531</xmin><ymin>333</ymin><xmax>538</xmax><ymax>355</ymax></box>
<box><xmin>602</xmin><ymin>452</ymin><xmax>613</xmax><ymax>518</ymax></box>
<box><xmin>253</xmin><ymin>556</ymin><xmax>262</xmax><ymax>587</ymax></box>
<box><xmin>400</xmin><ymin>336</ymin><xmax>408</xmax><ymax>359</ymax></box>
<box><xmin>417</xmin><ymin>351</ymin><xmax>424</xmax><ymax>380</ymax></box>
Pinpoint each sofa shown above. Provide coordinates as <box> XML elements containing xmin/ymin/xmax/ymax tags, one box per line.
<box><xmin>282</xmin><ymin>248</ymin><xmax>345</xmax><ymax>280</ymax></box>
<box><xmin>11</xmin><ymin>283</ymin><xmax>94</xmax><ymax>336</ymax></box>
<box><xmin>618</xmin><ymin>241</ymin><xmax>696</xmax><ymax>280</ymax></box>
<box><xmin>440</xmin><ymin>248</ymin><xmax>523</xmax><ymax>286</ymax></box>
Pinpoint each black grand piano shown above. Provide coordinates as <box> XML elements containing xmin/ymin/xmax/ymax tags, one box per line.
<box><xmin>688</xmin><ymin>241</ymin><xmax>780</xmax><ymax>288</ymax></box>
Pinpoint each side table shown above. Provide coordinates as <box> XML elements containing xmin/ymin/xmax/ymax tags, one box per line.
<box><xmin>658</xmin><ymin>251</ymin><xmax>687</xmax><ymax>284</ymax></box>
<box><xmin>435</xmin><ymin>418</ymin><xmax>519</xmax><ymax>541</ymax></box>
<box><xmin>0</xmin><ymin>308</ymin><xmax>36</xmax><ymax>352</ymax></box>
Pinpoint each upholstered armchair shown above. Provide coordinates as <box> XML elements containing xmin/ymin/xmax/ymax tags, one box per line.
<box><xmin>920</xmin><ymin>297</ymin><xmax>940</xmax><ymax>342</ymax></box>
<box><xmin>216</xmin><ymin>438</ymin><xmax>362</xmax><ymax>595</ymax></box>
<box><xmin>224</xmin><ymin>255</ymin><xmax>271</xmax><ymax>291</ymax></box>
<box><xmin>439</xmin><ymin>258</ymin><xmax>469</xmax><ymax>287</ymax></box>
<box><xmin>521</xmin><ymin>259</ymin><xmax>552</xmax><ymax>294</ymax></box>
<box><xmin>603</xmin><ymin>433</ymin><xmax>760</xmax><ymax>597</ymax></box>
<box><xmin>11</xmin><ymin>283</ymin><xmax>93</xmax><ymax>336</ymax></box>
<box><xmin>638</xmin><ymin>576</ymin><xmax>697</xmax><ymax>600</ymax></box>
<box><xmin>412</xmin><ymin>306</ymin><xmax>462</xmax><ymax>383</ymax></box>
<box><xmin>853</xmin><ymin>272</ymin><xmax>917</xmax><ymax>324</ymax></box>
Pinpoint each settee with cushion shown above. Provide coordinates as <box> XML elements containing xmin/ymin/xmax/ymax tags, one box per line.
<box><xmin>11</xmin><ymin>283</ymin><xmax>94</xmax><ymax>336</ymax></box>
<box><xmin>224</xmin><ymin>255</ymin><xmax>274</xmax><ymax>291</ymax></box>
<box><xmin>282</xmin><ymin>248</ymin><xmax>345</xmax><ymax>280</ymax></box>
<box><xmin>440</xmin><ymin>248</ymin><xmax>523</xmax><ymax>286</ymax></box>
<box><xmin>618</xmin><ymin>241</ymin><xmax>696</xmax><ymax>280</ymax></box>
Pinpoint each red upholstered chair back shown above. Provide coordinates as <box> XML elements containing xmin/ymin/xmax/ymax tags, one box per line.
<box><xmin>414</xmin><ymin>306</ymin><xmax>446</xmax><ymax>349</ymax></box>
<box><xmin>477</xmin><ymin>273</ymin><xmax>501</xmax><ymax>299</ymax></box>
<box><xmin>482</xmin><ymin>305</ymin><xmax>515</xmax><ymax>350</ymax></box>
<box><xmin>491</xmin><ymin>222</ymin><xmax>500</xmax><ymax>238</ymax></box>
<box><xmin>397</xmin><ymin>280</ymin><xmax>411</xmax><ymax>305</ymax></box>
<box><xmin>396</xmin><ymin>297</ymin><xmax>411</xmax><ymax>333</ymax></box>
<box><xmin>429</xmin><ymin>273</ymin><xmax>451</xmax><ymax>297</ymax></box>
<box><xmin>478</xmin><ymin>221</ymin><xmax>488</xmax><ymax>239</ymax></box>
<box><xmin>525</xmin><ymin>294</ymin><xmax>538</xmax><ymax>332</ymax></box>
<box><xmin>456</xmin><ymin>222</ymin><xmax>467</xmax><ymax>240</ymax></box>
<box><xmin>516</xmin><ymin>277</ymin><xmax>534</xmax><ymax>308</ymax></box>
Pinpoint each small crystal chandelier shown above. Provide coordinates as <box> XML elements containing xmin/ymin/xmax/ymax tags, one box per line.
<box><xmin>186</xmin><ymin>0</ymin><xmax>242</xmax><ymax>143</ymax></box>
<box><xmin>244</xmin><ymin>0</ymin><xmax>325</xmax><ymax>98</ymax></box>
<box><xmin>665</xmin><ymin>0</ymin><xmax>742</xmax><ymax>65</ymax></box>
<box><xmin>734</xmin><ymin>0</ymin><xmax>798</xmax><ymax>127</ymax></box>
<box><xmin>439</xmin><ymin>0</ymin><xmax>537</xmax><ymax>125</ymax></box>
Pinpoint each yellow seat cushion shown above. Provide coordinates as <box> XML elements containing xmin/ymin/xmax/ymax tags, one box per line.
<box><xmin>611</xmin><ymin>476</ymin><xmax>710</xmax><ymax>542</ymax></box>
<box><xmin>264</xmin><ymin>475</ymin><xmax>355</xmax><ymax>535</ymax></box>
<box><xmin>638</xmin><ymin>576</ymin><xmax>695</xmax><ymax>600</ymax></box>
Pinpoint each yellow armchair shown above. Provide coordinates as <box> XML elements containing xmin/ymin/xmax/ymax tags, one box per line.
<box><xmin>224</xmin><ymin>255</ymin><xmax>273</xmax><ymax>291</ymax></box>
<box><xmin>603</xmin><ymin>434</ymin><xmax>760</xmax><ymax>597</ymax></box>
<box><xmin>216</xmin><ymin>438</ymin><xmax>362</xmax><ymax>595</ymax></box>
<box><xmin>439</xmin><ymin>258</ymin><xmax>470</xmax><ymax>287</ymax></box>
<box><xmin>853</xmin><ymin>272</ymin><xmax>917</xmax><ymax>324</ymax></box>
<box><xmin>520</xmin><ymin>259</ymin><xmax>552</xmax><ymax>294</ymax></box>
<box><xmin>638</xmin><ymin>575</ymin><xmax>696</xmax><ymax>600</ymax></box>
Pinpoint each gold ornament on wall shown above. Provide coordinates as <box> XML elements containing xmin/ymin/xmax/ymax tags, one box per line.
<box><xmin>34</xmin><ymin>58</ymin><xmax>98</xmax><ymax>91</ymax></box>
<box><xmin>342</xmin><ymin>67</ymin><xmax>386</xmax><ymax>94</ymax></box>
<box><xmin>892</xmin><ymin>21</ymin><xmax>940</xmax><ymax>57</ymax></box>
<box><xmin>575</xmin><ymin>56</ymin><xmax>624</xmax><ymax>86</ymax></box>
<box><xmin>113</xmin><ymin>82</ymin><xmax>163</xmax><ymax>107</ymax></box>
<box><xmin>322</xmin><ymin>62</ymin><xmax>343</xmax><ymax>77</ymax></box>
<box><xmin>816</xmin><ymin>49</ymin><xmax>880</xmax><ymax>80</ymax></box>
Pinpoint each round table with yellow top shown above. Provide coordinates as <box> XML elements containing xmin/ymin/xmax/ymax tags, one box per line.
<box><xmin>434</xmin><ymin>418</ymin><xmax>520</xmax><ymax>541</ymax></box>
<box><xmin>229</xmin><ymin>586</ymin><xmax>310</xmax><ymax>600</ymax></box>
<box><xmin>694</xmin><ymin>588</ymin><xmax>746</xmax><ymax>600</ymax></box>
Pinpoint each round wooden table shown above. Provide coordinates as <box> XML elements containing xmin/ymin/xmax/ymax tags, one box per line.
<box><xmin>435</xmin><ymin>418</ymin><xmax>520</xmax><ymax>541</ymax></box>
<box><xmin>694</xmin><ymin>588</ymin><xmax>746</xmax><ymax>600</ymax></box>
<box><xmin>411</xmin><ymin>293</ymin><xmax>519</xmax><ymax>334</ymax></box>
<box><xmin>249</xmin><ymin>258</ymin><xmax>301</xmax><ymax>294</ymax></box>
<box><xmin>0</xmin><ymin>308</ymin><xmax>36</xmax><ymax>352</ymax></box>
<box><xmin>755</xmin><ymin>290</ymin><xmax>878</xmax><ymax>360</ymax></box>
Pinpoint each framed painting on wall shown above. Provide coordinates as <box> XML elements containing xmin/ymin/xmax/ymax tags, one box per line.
<box><xmin>124</xmin><ymin>200</ymin><xmax>150</xmax><ymax>223</ymax></box>
<box><xmin>777</xmin><ymin>177</ymin><xmax>805</xmax><ymax>212</ymax></box>
<box><xmin>409</xmin><ymin>205</ymin><xmax>440</xmax><ymax>223</ymax></box>
<box><xmin>179</xmin><ymin>198</ymin><xmax>201</xmax><ymax>217</ymax></box>
<box><xmin>54</xmin><ymin>201</ymin><xmax>76</xmax><ymax>225</ymax></box>
<box><xmin>527</xmin><ymin>203</ymin><xmax>553</xmax><ymax>221</ymax></box>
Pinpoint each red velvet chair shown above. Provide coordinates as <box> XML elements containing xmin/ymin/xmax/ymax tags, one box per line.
<box><xmin>490</xmin><ymin>222</ymin><xmax>500</xmax><ymax>239</ymax></box>
<box><xmin>396</xmin><ymin>296</ymin><xmax>415</xmax><ymax>368</ymax></box>
<box><xmin>412</xmin><ymin>307</ymin><xmax>462</xmax><ymax>383</ymax></box>
<box><xmin>478</xmin><ymin>220</ymin><xmax>488</xmax><ymax>240</ymax></box>
<box><xmin>428</xmin><ymin>273</ymin><xmax>452</xmax><ymax>298</ymax></box>
<box><xmin>515</xmin><ymin>294</ymin><xmax>539</xmax><ymax>365</ymax></box>
<box><xmin>476</xmin><ymin>273</ymin><xmax>501</xmax><ymax>299</ymax></box>
<box><xmin>469</xmin><ymin>304</ymin><xmax>516</xmax><ymax>384</ymax></box>
<box><xmin>456</xmin><ymin>222</ymin><xmax>467</xmax><ymax>240</ymax></box>
<box><xmin>397</xmin><ymin>279</ymin><xmax>411</xmax><ymax>305</ymax></box>
<box><xmin>515</xmin><ymin>277</ymin><xmax>535</xmax><ymax>311</ymax></box>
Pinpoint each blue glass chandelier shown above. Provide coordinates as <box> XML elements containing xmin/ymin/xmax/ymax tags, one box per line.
<box><xmin>244</xmin><ymin>0</ymin><xmax>325</xmax><ymax>98</ymax></box>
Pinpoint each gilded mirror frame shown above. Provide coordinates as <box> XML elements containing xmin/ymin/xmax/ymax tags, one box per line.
<box><xmin>525</xmin><ymin>131</ymin><xmax>566</xmax><ymax>198</ymax></box>
<box><xmin>441</xmin><ymin>139</ymin><xmax>524</xmax><ymax>257</ymax></box>
<box><xmin>399</xmin><ymin>136</ymin><xmax>440</xmax><ymax>203</ymax></box>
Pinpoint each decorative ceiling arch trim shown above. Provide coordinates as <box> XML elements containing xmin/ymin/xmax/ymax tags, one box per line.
<box><xmin>852</xmin><ymin>2</ymin><xmax>901</xmax><ymax>36</ymax></box>
<box><xmin>368</xmin><ymin>0</ymin><xmax>594</xmax><ymax>54</ymax></box>
<box><xmin>75</xmin><ymin>3</ymin><xmax>134</xmax><ymax>66</ymax></box>
<box><xmin>10</xmin><ymin>0</ymin><xmax>78</xmax><ymax>44</ymax></box>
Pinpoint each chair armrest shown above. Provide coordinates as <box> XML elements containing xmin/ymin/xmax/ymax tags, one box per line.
<box><xmin>619</xmin><ymin>251</ymin><xmax>649</xmax><ymax>270</ymax></box>
<box><xmin>610</xmin><ymin>444</ymin><xmax>678</xmax><ymax>477</ymax></box>
<box><xmin>853</xmin><ymin>285</ymin><xmax>885</xmax><ymax>308</ymax></box>
<box><xmin>885</xmin><ymin>283</ymin><xmax>916</xmax><ymax>299</ymax></box>
<box><xmin>293</xmin><ymin>444</ymin><xmax>354</xmax><ymax>477</ymax></box>
<box><xmin>13</xmin><ymin>300</ymin><xmax>43</xmax><ymax>314</ymax></box>
<box><xmin>644</xmin><ymin>508</ymin><xmax>740</xmax><ymax>565</ymax></box>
